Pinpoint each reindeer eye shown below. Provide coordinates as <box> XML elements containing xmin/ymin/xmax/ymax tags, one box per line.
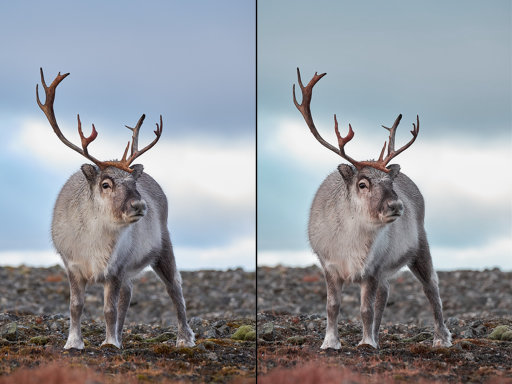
<box><xmin>102</xmin><ymin>182</ymin><xmax>110</xmax><ymax>190</ymax></box>
<box><xmin>358</xmin><ymin>182</ymin><xmax>367</xmax><ymax>189</ymax></box>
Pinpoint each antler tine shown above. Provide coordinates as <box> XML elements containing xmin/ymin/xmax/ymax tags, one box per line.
<box><xmin>381</xmin><ymin>114</ymin><xmax>402</xmax><ymax>155</ymax></box>
<box><xmin>125</xmin><ymin>114</ymin><xmax>146</xmax><ymax>157</ymax></box>
<box><xmin>76</xmin><ymin>114</ymin><xmax>98</xmax><ymax>156</ymax></box>
<box><xmin>36</xmin><ymin>68</ymin><xmax>103</xmax><ymax>166</ymax></box>
<box><xmin>293</xmin><ymin>68</ymin><xmax>343</xmax><ymax>157</ymax></box>
<box><xmin>334</xmin><ymin>115</ymin><xmax>362</xmax><ymax>167</ymax></box>
<box><xmin>380</xmin><ymin>115</ymin><xmax>420</xmax><ymax>166</ymax></box>
<box><xmin>125</xmin><ymin>115</ymin><xmax>163</xmax><ymax>165</ymax></box>
<box><xmin>37</xmin><ymin>68</ymin><xmax>164</xmax><ymax>174</ymax></box>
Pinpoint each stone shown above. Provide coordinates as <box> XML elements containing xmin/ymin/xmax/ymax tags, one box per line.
<box><xmin>204</xmin><ymin>328</ymin><xmax>218</xmax><ymax>339</ymax></box>
<box><xmin>2</xmin><ymin>322</ymin><xmax>17</xmax><ymax>341</ymax></box>
<box><xmin>260</xmin><ymin>322</ymin><xmax>274</xmax><ymax>341</ymax></box>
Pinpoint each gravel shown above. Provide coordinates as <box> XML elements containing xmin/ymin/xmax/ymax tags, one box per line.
<box><xmin>0</xmin><ymin>265</ymin><xmax>255</xmax><ymax>325</ymax></box>
<box><xmin>0</xmin><ymin>265</ymin><xmax>256</xmax><ymax>383</ymax></box>
<box><xmin>257</xmin><ymin>265</ymin><xmax>512</xmax><ymax>383</ymax></box>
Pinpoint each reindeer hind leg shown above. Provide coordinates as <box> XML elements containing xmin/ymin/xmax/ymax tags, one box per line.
<box><xmin>152</xmin><ymin>243</ymin><xmax>195</xmax><ymax>347</ymax></box>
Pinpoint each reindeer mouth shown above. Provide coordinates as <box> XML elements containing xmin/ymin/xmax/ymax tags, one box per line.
<box><xmin>125</xmin><ymin>213</ymin><xmax>145</xmax><ymax>223</ymax></box>
<box><xmin>384</xmin><ymin>213</ymin><xmax>401</xmax><ymax>223</ymax></box>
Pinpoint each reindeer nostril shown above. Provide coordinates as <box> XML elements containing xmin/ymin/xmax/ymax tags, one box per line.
<box><xmin>387</xmin><ymin>200</ymin><xmax>403</xmax><ymax>215</ymax></box>
<box><xmin>130</xmin><ymin>200</ymin><xmax>146</xmax><ymax>215</ymax></box>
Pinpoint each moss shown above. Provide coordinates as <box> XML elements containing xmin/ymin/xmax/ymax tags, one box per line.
<box><xmin>245</xmin><ymin>330</ymin><xmax>256</xmax><ymax>341</ymax></box>
<box><xmin>489</xmin><ymin>325</ymin><xmax>512</xmax><ymax>340</ymax></box>
<box><xmin>501</xmin><ymin>331</ymin><xmax>512</xmax><ymax>341</ymax></box>
<box><xmin>286</xmin><ymin>336</ymin><xmax>306</xmax><ymax>345</ymax></box>
<box><xmin>29</xmin><ymin>336</ymin><xmax>49</xmax><ymax>346</ymax></box>
<box><xmin>146</xmin><ymin>332</ymin><xmax>175</xmax><ymax>343</ymax></box>
<box><xmin>231</xmin><ymin>325</ymin><xmax>255</xmax><ymax>341</ymax></box>
<box><xmin>402</xmin><ymin>332</ymin><xmax>433</xmax><ymax>343</ymax></box>
<box><xmin>129</xmin><ymin>334</ymin><xmax>144</xmax><ymax>342</ymax></box>
<box><xmin>204</xmin><ymin>338</ymin><xmax>236</xmax><ymax>346</ymax></box>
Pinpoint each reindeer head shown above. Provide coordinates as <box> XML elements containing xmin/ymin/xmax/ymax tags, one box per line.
<box><xmin>80</xmin><ymin>163</ymin><xmax>147</xmax><ymax>225</ymax></box>
<box><xmin>293</xmin><ymin>68</ymin><xmax>420</xmax><ymax>224</ymax></box>
<box><xmin>36</xmin><ymin>69</ymin><xmax>162</xmax><ymax>225</ymax></box>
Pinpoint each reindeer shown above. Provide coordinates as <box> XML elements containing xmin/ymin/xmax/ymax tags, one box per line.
<box><xmin>293</xmin><ymin>69</ymin><xmax>452</xmax><ymax>349</ymax></box>
<box><xmin>36</xmin><ymin>69</ymin><xmax>195</xmax><ymax>349</ymax></box>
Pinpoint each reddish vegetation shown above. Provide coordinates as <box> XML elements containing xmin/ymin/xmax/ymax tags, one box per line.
<box><xmin>258</xmin><ymin>363</ymin><xmax>389</xmax><ymax>384</ymax></box>
<box><xmin>257</xmin><ymin>315</ymin><xmax>512</xmax><ymax>383</ymax></box>
<box><xmin>0</xmin><ymin>363</ymin><xmax>115</xmax><ymax>384</ymax></box>
<box><xmin>0</xmin><ymin>314</ymin><xmax>256</xmax><ymax>383</ymax></box>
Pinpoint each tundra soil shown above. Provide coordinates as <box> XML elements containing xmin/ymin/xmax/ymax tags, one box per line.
<box><xmin>257</xmin><ymin>266</ymin><xmax>512</xmax><ymax>383</ymax></box>
<box><xmin>0</xmin><ymin>266</ymin><xmax>255</xmax><ymax>383</ymax></box>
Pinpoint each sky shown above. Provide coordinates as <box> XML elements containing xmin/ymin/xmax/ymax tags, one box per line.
<box><xmin>0</xmin><ymin>1</ymin><xmax>255</xmax><ymax>271</ymax></box>
<box><xmin>258</xmin><ymin>0</ymin><xmax>512</xmax><ymax>270</ymax></box>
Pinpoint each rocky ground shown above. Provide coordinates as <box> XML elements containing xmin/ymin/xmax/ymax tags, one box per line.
<box><xmin>1</xmin><ymin>265</ymin><xmax>512</xmax><ymax>383</ymax></box>
<box><xmin>0</xmin><ymin>265</ymin><xmax>256</xmax><ymax>383</ymax></box>
<box><xmin>257</xmin><ymin>265</ymin><xmax>512</xmax><ymax>383</ymax></box>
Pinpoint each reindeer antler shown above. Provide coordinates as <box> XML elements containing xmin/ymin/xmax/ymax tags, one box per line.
<box><xmin>293</xmin><ymin>68</ymin><xmax>419</xmax><ymax>173</ymax></box>
<box><xmin>36</xmin><ymin>68</ymin><xmax>162</xmax><ymax>173</ymax></box>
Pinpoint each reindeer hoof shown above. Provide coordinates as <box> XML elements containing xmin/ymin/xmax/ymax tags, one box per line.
<box><xmin>357</xmin><ymin>339</ymin><xmax>378</xmax><ymax>349</ymax></box>
<box><xmin>433</xmin><ymin>328</ymin><xmax>452</xmax><ymax>347</ymax></box>
<box><xmin>320</xmin><ymin>335</ymin><xmax>341</xmax><ymax>350</ymax></box>
<box><xmin>101</xmin><ymin>340</ymin><xmax>121</xmax><ymax>349</ymax></box>
<box><xmin>176</xmin><ymin>338</ymin><xmax>195</xmax><ymax>347</ymax></box>
<box><xmin>64</xmin><ymin>335</ymin><xmax>84</xmax><ymax>350</ymax></box>
<box><xmin>177</xmin><ymin>326</ymin><xmax>195</xmax><ymax>347</ymax></box>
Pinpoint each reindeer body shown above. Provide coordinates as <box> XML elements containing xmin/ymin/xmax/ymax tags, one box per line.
<box><xmin>310</xmin><ymin>166</ymin><xmax>451</xmax><ymax>349</ymax></box>
<box><xmin>37</xmin><ymin>69</ymin><xmax>195</xmax><ymax>350</ymax></box>
<box><xmin>53</xmin><ymin>170</ymin><xmax>165</xmax><ymax>282</ymax></box>
<box><xmin>52</xmin><ymin>165</ymin><xmax>195</xmax><ymax>350</ymax></box>
<box><xmin>309</xmin><ymin>169</ymin><xmax>421</xmax><ymax>283</ymax></box>
<box><xmin>293</xmin><ymin>68</ymin><xmax>452</xmax><ymax>349</ymax></box>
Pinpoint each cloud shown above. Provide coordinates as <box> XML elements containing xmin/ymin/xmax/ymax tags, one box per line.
<box><xmin>176</xmin><ymin>236</ymin><xmax>255</xmax><ymax>271</ymax></box>
<box><xmin>0</xmin><ymin>250</ymin><xmax>60</xmax><ymax>268</ymax></box>
<box><xmin>432</xmin><ymin>236</ymin><xmax>512</xmax><ymax>271</ymax></box>
<box><xmin>258</xmin><ymin>234</ymin><xmax>512</xmax><ymax>271</ymax></box>
<box><xmin>258</xmin><ymin>249</ymin><xmax>319</xmax><ymax>268</ymax></box>
<box><xmin>5</xmin><ymin>117</ymin><xmax>254</xmax><ymax>267</ymax></box>
<box><xmin>258</xmin><ymin>116</ymin><xmax>512</xmax><ymax>268</ymax></box>
<box><xmin>0</xmin><ymin>235</ymin><xmax>255</xmax><ymax>271</ymax></box>
<box><xmin>262</xmin><ymin>116</ymin><xmax>512</xmax><ymax>204</ymax></box>
<box><xmin>12</xmin><ymin>118</ymin><xmax>254</xmax><ymax>205</ymax></box>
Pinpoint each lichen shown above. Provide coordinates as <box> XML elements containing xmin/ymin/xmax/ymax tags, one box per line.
<box><xmin>489</xmin><ymin>325</ymin><xmax>512</xmax><ymax>340</ymax></box>
<box><xmin>231</xmin><ymin>325</ymin><xmax>255</xmax><ymax>341</ymax></box>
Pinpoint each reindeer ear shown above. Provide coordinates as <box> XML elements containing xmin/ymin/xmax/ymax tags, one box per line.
<box><xmin>387</xmin><ymin>164</ymin><xmax>401</xmax><ymax>179</ymax></box>
<box><xmin>338</xmin><ymin>164</ymin><xmax>355</xmax><ymax>183</ymax></box>
<box><xmin>130</xmin><ymin>164</ymin><xmax>144</xmax><ymax>180</ymax></box>
<box><xmin>81</xmin><ymin>164</ymin><xmax>98</xmax><ymax>185</ymax></box>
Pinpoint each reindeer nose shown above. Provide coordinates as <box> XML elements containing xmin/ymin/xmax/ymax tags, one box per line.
<box><xmin>130</xmin><ymin>200</ymin><xmax>147</xmax><ymax>216</ymax></box>
<box><xmin>387</xmin><ymin>200</ymin><xmax>403</xmax><ymax>216</ymax></box>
